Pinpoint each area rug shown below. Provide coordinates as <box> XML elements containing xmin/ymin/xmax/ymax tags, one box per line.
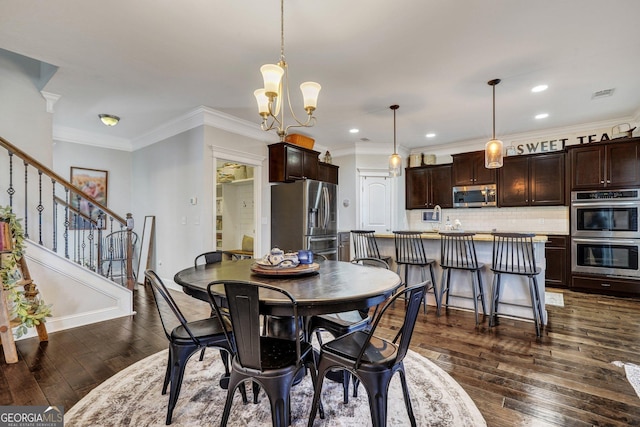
<box><xmin>65</xmin><ymin>349</ymin><xmax>485</xmax><ymax>426</ymax></box>
<box><xmin>612</xmin><ymin>361</ymin><xmax>640</xmax><ymax>399</ymax></box>
<box><xmin>545</xmin><ymin>291</ymin><xmax>565</xmax><ymax>307</ymax></box>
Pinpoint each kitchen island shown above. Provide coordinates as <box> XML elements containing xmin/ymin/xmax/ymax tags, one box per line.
<box><xmin>375</xmin><ymin>232</ymin><xmax>548</xmax><ymax>324</ymax></box>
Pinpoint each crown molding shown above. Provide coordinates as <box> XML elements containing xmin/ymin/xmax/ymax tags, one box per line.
<box><xmin>131</xmin><ymin>106</ymin><xmax>274</xmax><ymax>151</ymax></box>
<box><xmin>53</xmin><ymin>125</ymin><xmax>132</xmax><ymax>151</ymax></box>
<box><xmin>40</xmin><ymin>91</ymin><xmax>61</xmax><ymax>113</ymax></box>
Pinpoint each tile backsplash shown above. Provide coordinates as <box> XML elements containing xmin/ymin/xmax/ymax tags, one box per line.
<box><xmin>406</xmin><ymin>206</ymin><xmax>569</xmax><ymax>235</ymax></box>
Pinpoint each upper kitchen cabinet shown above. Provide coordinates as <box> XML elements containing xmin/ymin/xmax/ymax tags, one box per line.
<box><xmin>568</xmin><ymin>138</ymin><xmax>640</xmax><ymax>190</ymax></box>
<box><xmin>269</xmin><ymin>142</ymin><xmax>319</xmax><ymax>183</ymax></box>
<box><xmin>318</xmin><ymin>162</ymin><xmax>339</xmax><ymax>185</ymax></box>
<box><xmin>406</xmin><ymin>164</ymin><xmax>453</xmax><ymax>209</ymax></box>
<box><xmin>452</xmin><ymin>150</ymin><xmax>496</xmax><ymax>186</ymax></box>
<box><xmin>498</xmin><ymin>151</ymin><xmax>565</xmax><ymax>207</ymax></box>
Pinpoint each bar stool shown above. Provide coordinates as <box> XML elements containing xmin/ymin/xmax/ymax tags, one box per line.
<box><xmin>393</xmin><ymin>231</ymin><xmax>438</xmax><ymax>313</ymax></box>
<box><xmin>438</xmin><ymin>232</ymin><xmax>487</xmax><ymax>325</ymax></box>
<box><xmin>350</xmin><ymin>230</ymin><xmax>393</xmax><ymax>266</ymax></box>
<box><xmin>489</xmin><ymin>232</ymin><xmax>544</xmax><ymax>337</ymax></box>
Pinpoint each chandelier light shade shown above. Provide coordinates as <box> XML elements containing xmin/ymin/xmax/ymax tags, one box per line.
<box><xmin>389</xmin><ymin>104</ymin><xmax>402</xmax><ymax>177</ymax></box>
<box><xmin>99</xmin><ymin>114</ymin><xmax>120</xmax><ymax>126</ymax></box>
<box><xmin>254</xmin><ymin>0</ymin><xmax>320</xmax><ymax>141</ymax></box>
<box><xmin>485</xmin><ymin>78</ymin><xmax>503</xmax><ymax>168</ymax></box>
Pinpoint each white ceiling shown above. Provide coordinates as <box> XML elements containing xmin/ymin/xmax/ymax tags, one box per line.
<box><xmin>2</xmin><ymin>0</ymin><xmax>640</xmax><ymax>152</ymax></box>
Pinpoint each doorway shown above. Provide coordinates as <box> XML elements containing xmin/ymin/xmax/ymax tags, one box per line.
<box><xmin>215</xmin><ymin>159</ymin><xmax>255</xmax><ymax>256</ymax></box>
<box><xmin>359</xmin><ymin>173</ymin><xmax>392</xmax><ymax>234</ymax></box>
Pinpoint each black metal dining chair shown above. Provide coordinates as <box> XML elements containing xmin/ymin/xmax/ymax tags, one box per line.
<box><xmin>145</xmin><ymin>270</ymin><xmax>238</xmax><ymax>425</ymax></box>
<box><xmin>207</xmin><ymin>279</ymin><xmax>323</xmax><ymax>427</ymax></box>
<box><xmin>307</xmin><ymin>281</ymin><xmax>427</xmax><ymax>427</ymax></box>
<box><xmin>306</xmin><ymin>257</ymin><xmax>391</xmax><ymax>403</ymax></box>
<box><xmin>194</xmin><ymin>251</ymin><xmax>224</xmax><ymax>267</ymax></box>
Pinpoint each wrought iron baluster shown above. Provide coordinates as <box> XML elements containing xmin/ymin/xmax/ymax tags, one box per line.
<box><xmin>7</xmin><ymin>152</ymin><xmax>14</xmax><ymax>207</ymax></box>
<box><xmin>52</xmin><ymin>179</ymin><xmax>57</xmax><ymax>252</ymax></box>
<box><xmin>37</xmin><ymin>170</ymin><xmax>44</xmax><ymax>245</ymax></box>
<box><xmin>23</xmin><ymin>160</ymin><xmax>29</xmax><ymax>238</ymax></box>
<box><xmin>64</xmin><ymin>187</ymin><xmax>70</xmax><ymax>259</ymax></box>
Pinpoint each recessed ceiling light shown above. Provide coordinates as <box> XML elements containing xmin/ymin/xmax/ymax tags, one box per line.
<box><xmin>425</xmin><ymin>133</ymin><xmax>436</xmax><ymax>138</ymax></box>
<box><xmin>349</xmin><ymin>128</ymin><xmax>359</xmax><ymax>134</ymax></box>
<box><xmin>535</xmin><ymin>113</ymin><xmax>549</xmax><ymax>119</ymax></box>
<box><xmin>531</xmin><ymin>84</ymin><xmax>548</xmax><ymax>93</ymax></box>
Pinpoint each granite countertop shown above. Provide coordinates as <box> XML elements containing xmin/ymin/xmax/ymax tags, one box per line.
<box><xmin>375</xmin><ymin>231</ymin><xmax>548</xmax><ymax>242</ymax></box>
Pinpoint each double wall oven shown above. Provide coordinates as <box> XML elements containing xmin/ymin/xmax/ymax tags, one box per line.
<box><xmin>571</xmin><ymin>189</ymin><xmax>640</xmax><ymax>278</ymax></box>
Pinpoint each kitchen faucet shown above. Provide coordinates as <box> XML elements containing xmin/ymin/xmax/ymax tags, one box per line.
<box><xmin>433</xmin><ymin>205</ymin><xmax>442</xmax><ymax>230</ymax></box>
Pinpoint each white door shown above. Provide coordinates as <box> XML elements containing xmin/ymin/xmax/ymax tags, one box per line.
<box><xmin>360</xmin><ymin>175</ymin><xmax>391</xmax><ymax>233</ymax></box>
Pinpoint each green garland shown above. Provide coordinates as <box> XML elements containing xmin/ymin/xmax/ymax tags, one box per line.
<box><xmin>1</xmin><ymin>206</ymin><xmax>52</xmax><ymax>338</ymax></box>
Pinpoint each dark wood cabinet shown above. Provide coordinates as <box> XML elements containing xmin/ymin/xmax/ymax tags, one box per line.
<box><xmin>571</xmin><ymin>274</ymin><xmax>640</xmax><ymax>297</ymax></box>
<box><xmin>545</xmin><ymin>235</ymin><xmax>568</xmax><ymax>289</ymax></box>
<box><xmin>318</xmin><ymin>162</ymin><xmax>339</xmax><ymax>185</ymax></box>
<box><xmin>498</xmin><ymin>152</ymin><xmax>565</xmax><ymax>207</ymax></box>
<box><xmin>269</xmin><ymin>142</ymin><xmax>319</xmax><ymax>183</ymax></box>
<box><xmin>405</xmin><ymin>164</ymin><xmax>452</xmax><ymax>209</ymax></box>
<box><xmin>452</xmin><ymin>150</ymin><xmax>496</xmax><ymax>186</ymax></box>
<box><xmin>338</xmin><ymin>232</ymin><xmax>350</xmax><ymax>261</ymax></box>
<box><xmin>568</xmin><ymin>138</ymin><xmax>640</xmax><ymax>190</ymax></box>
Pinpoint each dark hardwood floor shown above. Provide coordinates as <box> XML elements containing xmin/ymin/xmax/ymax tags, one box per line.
<box><xmin>2</xmin><ymin>285</ymin><xmax>640</xmax><ymax>426</ymax></box>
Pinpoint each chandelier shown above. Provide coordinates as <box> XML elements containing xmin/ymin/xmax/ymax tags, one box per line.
<box><xmin>254</xmin><ymin>0</ymin><xmax>321</xmax><ymax>141</ymax></box>
<box><xmin>485</xmin><ymin>78</ymin><xmax>503</xmax><ymax>168</ymax></box>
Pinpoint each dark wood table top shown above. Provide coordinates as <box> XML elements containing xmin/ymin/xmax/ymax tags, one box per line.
<box><xmin>173</xmin><ymin>259</ymin><xmax>402</xmax><ymax>316</ymax></box>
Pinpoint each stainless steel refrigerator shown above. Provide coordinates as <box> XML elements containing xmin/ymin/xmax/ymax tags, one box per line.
<box><xmin>271</xmin><ymin>179</ymin><xmax>338</xmax><ymax>260</ymax></box>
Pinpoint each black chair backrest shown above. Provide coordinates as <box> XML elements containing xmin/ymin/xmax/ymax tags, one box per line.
<box><xmin>194</xmin><ymin>251</ymin><xmax>223</xmax><ymax>267</ymax></box>
<box><xmin>393</xmin><ymin>231</ymin><xmax>427</xmax><ymax>264</ymax></box>
<box><xmin>102</xmin><ymin>230</ymin><xmax>138</xmax><ymax>260</ymax></box>
<box><xmin>491</xmin><ymin>232</ymin><xmax>537</xmax><ymax>274</ymax></box>
<box><xmin>351</xmin><ymin>230</ymin><xmax>383</xmax><ymax>259</ymax></box>
<box><xmin>145</xmin><ymin>269</ymin><xmax>198</xmax><ymax>344</ymax></box>
<box><xmin>355</xmin><ymin>281</ymin><xmax>427</xmax><ymax>368</ymax></box>
<box><xmin>351</xmin><ymin>257</ymin><xmax>390</xmax><ymax>269</ymax></box>
<box><xmin>439</xmin><ymin>232</ymin><xmax>479</xmax><ymax>269</ymax></box>
<box><xmin>207</xmin><ymin>280</ymin><xmax>301</xmax><ymax>371</ymax></box>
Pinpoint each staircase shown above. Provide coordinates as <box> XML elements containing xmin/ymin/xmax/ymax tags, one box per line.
<box><xmin>0</xmin><ymin>136</ymin><xmax>135</xmax><ymax>339</ymax></box>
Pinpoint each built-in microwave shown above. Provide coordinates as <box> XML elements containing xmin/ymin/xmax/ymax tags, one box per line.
<box><xmin>452</xmin><ymin>184</ymin><xmax>497</xmax><ymax>208</ymax></box>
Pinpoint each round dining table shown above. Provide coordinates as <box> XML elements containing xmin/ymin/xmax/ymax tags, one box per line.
<box><xmin>173</xmin><ymin>259</ymin><xmax>402</xmax><ymax>317</ymax></box>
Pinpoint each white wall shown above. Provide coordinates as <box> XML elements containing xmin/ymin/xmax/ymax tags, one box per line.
<box><xmin>52</xmin><ymin>141</ymin><xmax>132</xmax><ymax>219</ymax></box>
<box><xmin>131</xmin><ymin>125</ymin><xmax>268</xmax><ymax>283</ymax></box>
<box><xmin>0</xmin><ymin>51</ymin><xmax>53</xmax><ymax>166</ymax></box>
<box><xmin>131</xmin><ymin>127</ymin><xmax>205</xmax><ymax>281</ymax></box>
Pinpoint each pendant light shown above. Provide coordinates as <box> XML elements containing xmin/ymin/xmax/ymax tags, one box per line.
<box><xmin>388</xmin><ymin>104</ymin><xmax>402</xmax><ymax>177</ymax></box>
<box><xmin>485</xmin><ymin>78</ymin><xmax>503</xmax><ymax>168</ymax></box>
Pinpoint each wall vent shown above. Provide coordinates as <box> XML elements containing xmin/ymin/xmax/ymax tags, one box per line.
<box><xmin>592</xmin><ymin>88</ymin><xmax>615</xmax><ymax>99</ymax></box>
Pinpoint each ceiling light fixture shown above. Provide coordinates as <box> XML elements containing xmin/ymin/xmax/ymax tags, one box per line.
<box><xmin>535</xmin><ymin>113</ymin><xmax>549</xmax><ymax>119</ymax></box>
<box><xmin>485</xmin><ymin>79</ymin><xmax>503</xmax><ymax>169</ymax></box>
<box><xmin>426</xmin><ymin>133</ymin><xmax>436</xmax><ymax>138</ymax></box>
<box><xmin>254</xmin><ymin>0</ymin><xmax>320</xmax><ymax>141</ymax></box>
<box><xmin>389</xmin><ymin>104</ymin><xmax>402</xmax><ymax>177</ymax></box>
<box><xmin>531</xmin><ymin>84</ymin><xmax>548</xmax><ymax>93</ymax></box>
<box><xmin>350</xmin><ymin>128</ymin><xmax>360</xmax><ymax>134</ymax></box>
<box><xmin>98</xmin><ymin>114</ymin><xmax>120</xmax><ymax>126</ymax></box>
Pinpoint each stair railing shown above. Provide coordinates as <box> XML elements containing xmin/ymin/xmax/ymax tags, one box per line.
<box><xmin>0</xmin><ymin>136</ymin><xmax>136</xmax><ymax>290</ymax></box>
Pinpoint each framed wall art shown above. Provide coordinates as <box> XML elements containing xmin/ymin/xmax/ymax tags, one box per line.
<box><xmin>70</xmin><ymin>167</ymin><xmax>108</xmax><ymax>229</ymax></box>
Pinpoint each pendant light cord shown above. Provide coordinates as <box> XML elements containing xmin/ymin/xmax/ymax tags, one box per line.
<box><xmin>391</xmin><ymin>104</ymin><xmax>399</xmax><ymax>154</ymax></box>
